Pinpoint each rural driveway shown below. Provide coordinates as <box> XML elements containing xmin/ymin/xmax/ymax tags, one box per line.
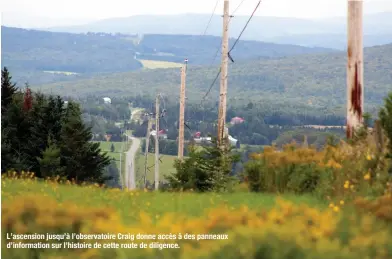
<box><xmin>125</xmin><ymin>135</ymin><xmax>140</xmax><ymax>190</ymax></box>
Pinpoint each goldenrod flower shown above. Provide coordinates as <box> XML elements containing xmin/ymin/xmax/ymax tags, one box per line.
<box><xmin>364</xmin><ymin>173</ymin><xmax>371</xmax><ymax>180</ymax></box>
<box><xmin>340</xmin><ymin>200</ymin><xmax>344</xmax><ymax>205</ymax></box>
<box><xmin>333</xmin><ymin>206</ymin><xmax>339</xmax><ymax>212</ymax></box>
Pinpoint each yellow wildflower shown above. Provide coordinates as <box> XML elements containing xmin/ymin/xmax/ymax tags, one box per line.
<box><xmin>333</xmin><ymin>206</ymin><xmax>339</xmax><ymax>212</ymax></box>
<box><xmin>364</xmin><ymin>173</ymin><xmax>371</xmax><ymax>180</ymax></box>
<box><xmin>340</xmin><ymin>200</ymin><xmax>344</xmax><ymax>205</ymax></box>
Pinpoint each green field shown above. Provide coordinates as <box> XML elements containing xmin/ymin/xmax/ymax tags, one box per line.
<box><xmin>138</xmin><ymin>59</ymin><xmax>183</xmax><ymax>69</ymax></box>
<box><xmin>93</xmin><ymin>141</ymin><xmax>130</xmax><ymax>173</ymax></box>
<box><xmin>2</xmin><ymin>176</ymin><xmax>391</xmax><ymax>259</ymax></box>
<box><xmin>1</xmin><ymin>179</ymin><xmax>326</xmax><ymax>225</ymax></box>
<box><xmin>135</xmin><ymin>153</ymin><xmax>177</xmax><ymax>182</ymax></box>
<box><xmin>43</xmin><ymin>70</ymin><xmax>79</xmax><ymax>75</ymax></box>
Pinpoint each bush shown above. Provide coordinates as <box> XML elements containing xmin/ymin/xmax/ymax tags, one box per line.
<box><xmin>244</xmin><ymin>144</ymin><xmax>330</xmax><ymax>194</ymax></box>
<box><xmin>166</xmin><ymin>139</ymin><xmax>240</xmax><ymax>192</ymax></box>
<box><xmin>244</xmin><ymin>141</ymin><xmax>391</xmax><ymax>198</ymax></box>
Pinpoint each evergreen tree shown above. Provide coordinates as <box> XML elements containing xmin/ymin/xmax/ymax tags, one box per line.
<box><xmin>60</xmin><ymin>102</ymin><xmax>111</xmax><ymax>183</ymax></box>
<box><xmin>166</xmin><ymin>138</ymin><xmax>240</xmax><ymax>192</ymax></box>
<box><xmin>1</xmin><ymin>86</ymin><xmax>33</xmax><ymax>172</ymax></box>
<box><xmin>37</xmin><ymin>136</ymin><xmax>65</xmax><ymax>178</ymax></box>
<box><xmin>1</xmin><ymin>67</ymin><xmax>17</xmax><ymax>114</ymax></box>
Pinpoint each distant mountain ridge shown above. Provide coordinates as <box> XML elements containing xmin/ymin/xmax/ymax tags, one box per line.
<box><xmin>40</xmin><ymin>12</ymin><xmax>392</xmax><ymax>49</ymax></box>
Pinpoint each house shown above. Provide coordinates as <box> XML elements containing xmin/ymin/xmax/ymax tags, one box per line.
<box><xmin>230</xmin><ymin>117</ymin><xmax>244</xmax><ymax>125</ymax></box>
<box><xmin>150</xmin><ymin>129</ymin><xmax>167</xmax><ymax>139</ymax></box>
<box><xmin>193</xmin><ymin>133</ymin><xmax>240</xmax><ymax>149</ymax></box>
<box><xmin>103</xmin><ymin>97</ymin><xmax>111</xmax><ymax>104</ymax></box>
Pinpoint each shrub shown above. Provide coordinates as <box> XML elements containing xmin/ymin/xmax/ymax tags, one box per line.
<box><xmin>244</xmin><ymin>141</ymin><xmax>391</xmax><ymax>198</ymax></box>
<box><xmin>166</xmin><ymin>139</ymin><xmax>240</xmax><ymax>192</ymax></box>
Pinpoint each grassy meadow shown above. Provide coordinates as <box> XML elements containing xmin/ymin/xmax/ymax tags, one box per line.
<box><xmin>93</xmin><ymin>141</ymin><xmax>131</xmax><ymax>174</ymax></box>
<box><xmin>2</xmin><ymin>173</ymin><xmax>391</xmax><ymax>259</ymax></box>
<box><xmin>135</xmin><ymin>153</ymin><xmax>177</xmax><ymax>182</ymax></box>
<box><xmin>43</xmin><ymin>70</ymin><xmax>79</xmax><ymax>75</ymax></box>
<box><xmin>2</xmin><ymin>136</ymin><xmax>392</xmax><ymax>259</ymax></box>
<box><xmin>138</xmin><ymin>59</ymin><xmax>183</xmax><ymax>69</ymax></box>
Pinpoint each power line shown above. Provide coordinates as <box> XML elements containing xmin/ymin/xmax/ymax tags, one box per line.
<box><xmin>202</xmin><ymin>0</ymin><xmax>261</xmax><ymax>101</ymax></box>
<box><xmin>231</xmin><ymin>0</ymin><xmax>247</xmax><ymax>16</ymax></box>
<box><xmin>185</xmin><ymin>0</ymin><xmax>262</xmax><ymax>132</ymax></box>
<box><xmin>229</xmin><ymin>0</ymin><xmax>261</xmax><ymax>54</ymax></box>
<box><xmin>202</xmin><ymin>0</ymin><xmax>221</xmax><ymax>36</ymax></box>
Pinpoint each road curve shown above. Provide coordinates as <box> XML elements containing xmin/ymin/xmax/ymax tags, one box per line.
<box><xmin>125</xmin><ymin>136</ymin><xmax>140</xmax><ymax>190</ymax></box>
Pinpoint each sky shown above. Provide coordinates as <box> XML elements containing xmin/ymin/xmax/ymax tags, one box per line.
<box><xmin>2</xmin><ymin>0</ymin><xmax>392</xmax><ymax>27</ymax></box>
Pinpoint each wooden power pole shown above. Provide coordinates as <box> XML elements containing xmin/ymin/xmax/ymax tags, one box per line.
<box><xmin>178</xmin><ymin>60</ymin><xmax>187</xmax><ymax>159</ymax></box>
<box><xmin>217</xmin><ymin>0</ymin><xmax>230</xmax><ymax>147</ymax></box>
<box><xmin>346</xmin><ymin>0</ymin><xmax>364</xmax><ymax>139</ymax></box>
<box><xmin>143</xmin><ymin>117</ymin><xmax>152</xmax><ymax>188</ymax></box>
<box><xmin>154</xmin><ymin>95</ymin><xmax>160</xmax><ymax>190</ymax></box>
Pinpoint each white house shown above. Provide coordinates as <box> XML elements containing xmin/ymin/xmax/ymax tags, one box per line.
<box><xmin>103</xmin><ymin>97</ymin><xmax>111</xmax><ymax>104</ymax></box>
<box><xmin>193</xmin><ymin>135</ymin><xmax>240</xmax><ymax>148</ymax></box>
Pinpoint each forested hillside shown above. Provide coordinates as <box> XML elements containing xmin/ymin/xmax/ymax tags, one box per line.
<box><xmin>1</xmin><ymin>26</ymin><xmax>142</xmax><ymax>74</ymax></box>
<box><xmin>2</xmin><ymin>26</ymin><xmax>335</xmax><ymax>85</ymax></box>
<box><xmin>35</xmin><ymin>43</ymin><xmax>392</xmax><ymax>112</ymax></box>
<box><xmin>137</xmin><ymin>34</ymin><xmax>333</xmax><ymax>64</ymax></box>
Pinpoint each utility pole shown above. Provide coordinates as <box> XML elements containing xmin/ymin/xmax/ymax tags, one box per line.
<box><xmin>346</xmin><ymin>0</ymin><xmax>364</xmax><ymax>139</ymax></box>
<box><xmin>178</xmin><ymin>60</ymin><xmax>187</xmax><ymax>159</ymax></box>
<box><xmin>217</xmin><ymin>0</ymin><xmax>230</xmax><ymax>148</ymax></box>
<box><xmin>119</xmin><ymin>142</ymin><xmax>124</xmax><ymax>189</ymax></box>
<box><xmin>143</xmin><ymin>117</ymin><xmax>152</xmax><ymax>187</ymax></box>
<box><xmin>154</xmin><ymin>94</ymin><xmax>160</xmax><ymax>190</ymax></box>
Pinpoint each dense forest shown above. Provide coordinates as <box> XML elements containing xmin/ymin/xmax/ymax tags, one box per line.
<box><xmin>1</xmin><ymin>67</ymin><xmax>120</xmax><ymax>186</ymax></box>
<box><xmin>35</xmin><ymin>43</ymin><xmax>392</xmax><ymax>114</ymax></box>
<box><xmin>2</xmin><ymin>26</ymin><xmax>335</xmax><ymax>85</ymax></box>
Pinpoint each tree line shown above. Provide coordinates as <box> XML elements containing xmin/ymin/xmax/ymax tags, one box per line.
<box><xmin>1</xmin><ymin>67</ymin><xmax>115</xmax><ymax>184</ymax></box>
<box><xmin>125</xmin><ymin>95</ymin><xmax>345</xmax><ymax>147</ymax></box>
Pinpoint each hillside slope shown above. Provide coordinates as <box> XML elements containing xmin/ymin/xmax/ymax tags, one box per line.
<box><xmin>137</xmin><ymin>34</ymin><xmax>334</xmax><ymax>64</ymax></box>
<box><xmin>2</xmin><ymin>26</ymin><xmax>336</xmax><ymax>85</ymax></box>
<box><xmin>35</xmin><ymin>44</ymin><xmax>392</xmax><ymax>109</ymax></box>
<box><xmin>1</xmin><ymin>26</ymin><xmax>142</xmax><ymax>74</ymax></box>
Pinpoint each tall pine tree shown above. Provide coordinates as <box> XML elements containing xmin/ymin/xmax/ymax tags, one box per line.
<box><xmin>60</xmin><ymin>102</ymin><xmax>111</xmax><ymax>183</ymax></box>
<box><xmin>1</xmin><ymin>67</ymin><xmax>17</xmax><ymax>114</ymax></box>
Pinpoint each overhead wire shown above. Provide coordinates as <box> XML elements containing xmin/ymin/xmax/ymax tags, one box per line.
<box><xmin>229</xmin><ymin>0</ymin><xmax>261</xmax><ymax>54</ymax></box>
<box><xmin>146</xmin><ymin>1</ymin><xmax>260</xmax><ymax>177</ymax></box>
<box><xmin>231</xmin><ymin>0</ymin><xmax>247</xmax><ymax>15</ymax></box>
<box><xmin>202</xmin><ymin>0</ymin><xmax>221</xmax><ymax>36</ymax></box>
<box><xmin>185</xmin><ymin>0</ymin><xmax>262</xmax><ymax>133</ymax></box>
